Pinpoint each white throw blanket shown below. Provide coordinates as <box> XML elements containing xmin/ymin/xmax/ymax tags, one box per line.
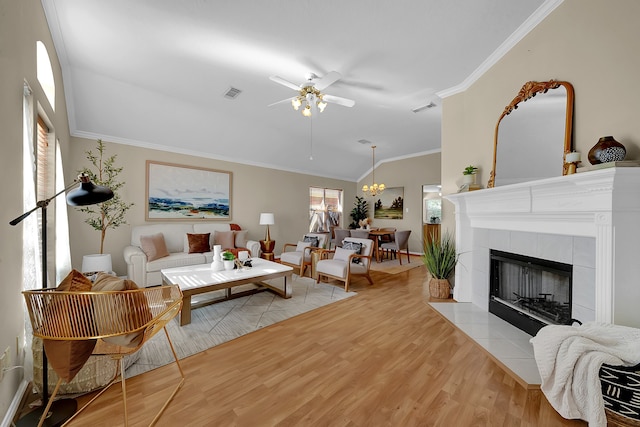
<box><xmin>530</xmin><ymin>322</ymin><xmax>640</xmax><ymax>426</ymax></box>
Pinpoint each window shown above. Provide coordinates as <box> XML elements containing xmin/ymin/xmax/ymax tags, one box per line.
<box><xmin>309</xmin><ymin>187</ymin><xmax>342</xmax><ymax>233</ymax></box>
<box><xmin>36</xmin><ymin>41</ymin><xmax>55</xmax><ymax>111</ymax></box>
<box><xmin>36</xmin><ymin>116</ymin><xmax>52</xmax><ymax>201</ymax></box>
<box><xmin>36</xmin><ymin>114</ymin><xmax>55</xmax><ymax>287</ymax></box>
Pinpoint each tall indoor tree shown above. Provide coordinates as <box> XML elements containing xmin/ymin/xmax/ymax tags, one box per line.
<box><xmin>77</xmin><ymin>139</ymin><xmax>133</xmax><ymax>254</ymax></box>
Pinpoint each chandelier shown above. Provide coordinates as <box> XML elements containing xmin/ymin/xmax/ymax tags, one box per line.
<box><xmin>362</xmin><ymin>145</ymin><xmax>385</xmax><ymax>196</ymax></box>
<box><xmin>291</xmin><ymin>85</ymin><xmax>328</xmax><ymax>117</ymax></box>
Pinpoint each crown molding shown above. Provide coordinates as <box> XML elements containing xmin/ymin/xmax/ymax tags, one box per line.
<box><xmin>356</xmin><ymin>149</ymin><xmax>442</xmax><ymax>183</ymax></box>
<box><xmin>71</xmin><ymin>130</ymin><xmax>363</xmax><ymax>182</ymax></box>
<box><xmin>437</xmin><ymin>0</ymin><xmax>564</xmax><ymax>99</ymax></box>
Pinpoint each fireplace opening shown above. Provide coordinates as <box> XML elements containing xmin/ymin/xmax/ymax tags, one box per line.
<box><xmin>490</xmin><ymin>250</ymin><xmax>572</xmax><ymax>336</ymax></box>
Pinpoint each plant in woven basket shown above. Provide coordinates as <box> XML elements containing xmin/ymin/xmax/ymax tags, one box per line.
<box><xmin>422</xmin><ymin>231</ymin><xmax>458</xmax><ymax>299</ymax></box>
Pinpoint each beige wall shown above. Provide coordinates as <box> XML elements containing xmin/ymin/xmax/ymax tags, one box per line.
<box><xmin>441</xmin><ymin>0</ymin><xmax>640</xmax><ymax>232</ymax></box>
<box><xmin>66</xmin><ymin>137</ymin><xmax>358</xmax><ymax>275</ymax></box>
<box><xmin>0</xmin><ymin>0</ymin><xmax>73</xmax><ymax>414</ymax></box>
<box><xmin>67</xmin><ymin>141</ymin><xmax>440</xmax><ymax>275</ymax></box>
<box><xmin>357</xmin><ymin>151</ymin><xmax>442</xmax><ymax>254</ymax></box>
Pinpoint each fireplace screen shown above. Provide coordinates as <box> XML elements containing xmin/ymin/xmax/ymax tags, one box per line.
<box><xmin>490</xmin><ymin>250</ymin><xmax>572</xmax><ymax>336</ymax></box>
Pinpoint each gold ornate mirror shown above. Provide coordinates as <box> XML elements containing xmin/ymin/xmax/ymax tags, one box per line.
<box><xmin>488</xmin><ymin>80</ymin><xmax>574</xmax><ymax>187</ymax></box>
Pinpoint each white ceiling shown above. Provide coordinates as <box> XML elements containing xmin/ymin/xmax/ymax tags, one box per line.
<box><xmin>42</xmin><ymin>0</ymin><xmax>553</xmax><ymax>182</ymax></box>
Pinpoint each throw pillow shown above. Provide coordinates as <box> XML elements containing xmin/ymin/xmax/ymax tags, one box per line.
<box><xmin>187</xmin><ymin>233</ymin><xmax>210</xmax><ymax>253</ymax></box>
<box><xmin>214</xmin><ymin>230</ymin><xmax>235</xmax><ymax>249</ymax></box>
<box><xmin>140</xmin><ymin>233</ymin><xmax>170</xmax><ymax>261</ymax></box>
<box><xmin>92</xmin><ymin>273</ymin><xmax>153</xmax><ymax>348</ymax></box>
<box><xmin>333</xmin><ymin>247</ymin><xmax>357</xmax><ymax>262</ymax></box>
<box><xmin>229</xmin><ymin>223</ymin><xmax>242</xmax><ymax>231</ymax></box>
<box><xmin>295</xmin><ymin>241</ymin><xmax>308</xmax><ymax>252</ymax></box>
<box><xmin>303</xmin><ymin>235</ymin><xmax>320</xmax><ymax>248</ymax></box>
<box><xmin>342</xmin><ymin>241</ymin><xmax>363</xmax><ymax>264</ymax></box>
<box><xmin>42</xmin><ymin>269</ymin><xmax>97</xmax><ymax>382</ymax></box>
<box><xmin>234</xmin><ymin>230</ymin><xmax>248</xmax><ymax>248</ymax></box>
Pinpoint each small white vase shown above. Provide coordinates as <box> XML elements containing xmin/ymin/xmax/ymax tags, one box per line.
<box><xmin>223</xmin><ymin>260</ymin><xmax>235</xmax><ymax>271</ymax></box>
<box><xmin>211</xmin><ymin>245</ymin><xmax>224</xmax><ymax>271</ymax></box>
<box><xmin>462</xmin><ymin>174</ymin><xmax>475</xmax><ymax>185</ymax></box>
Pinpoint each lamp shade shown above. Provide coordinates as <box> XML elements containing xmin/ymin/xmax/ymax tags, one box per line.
<box><xmin>81</xmin><ymin>253</ymin><xmax>112</xmax><ymax>273</ymax></box>
<box><xmin>259</xmin><ymin>213</ymin><xmax>275</xmax><ymax>225</ymax></box>
<box><xmin>66</xmin><ymin>174</ymin><xmax>114</xmax><ymax>206</ymax></box>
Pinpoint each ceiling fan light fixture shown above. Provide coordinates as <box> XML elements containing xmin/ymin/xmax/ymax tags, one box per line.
<box><xmin>317</xmin><ymin>99</ymin><xmax>327</xmax><ymax>112</ymax></box>
<box><xmin>302</xmin><ymin>105</ymin><xmax>312</xmax><ymax>117</ymax></box>
<box><xmin>292</xmin><ymin>97</ymin><xmax>302</xmax><ymax>110</ymax></box>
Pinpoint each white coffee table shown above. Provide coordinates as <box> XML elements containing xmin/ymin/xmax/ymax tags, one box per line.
<box><xmin>161</xmin><ymin>258</ymin><xmax>293</xmax><ymax>326</ymax></box>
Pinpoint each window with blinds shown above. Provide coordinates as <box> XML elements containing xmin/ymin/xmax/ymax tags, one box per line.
<box><xmin>36</xmin><ymin>116</ymin><xmax>52</xmax><ymax>201</ymax></box>
<box><xmin>36</xmin><ymin>115</ymin><xmax>54</xmax><ymax>287</ymax></box>
<box><xmin>309</xmin><ymin>187</ymin><xmax>343</xmax><ymax>233</ymax></box>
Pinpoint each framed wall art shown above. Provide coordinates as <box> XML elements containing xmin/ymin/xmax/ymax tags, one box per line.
<box><xmin>373</xmin><ymin>186</ymin><xmax>404</xmax><ymax>219</ymax></box>
<box><xmin>146</xmin><ymin>161</ymin><xmax>232</xmax><ymax>220</ymax></box>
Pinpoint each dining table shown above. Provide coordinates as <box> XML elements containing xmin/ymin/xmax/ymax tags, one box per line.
<box><xmin>367</xmin><ymin>229</ymin><xmax>395</xmax><ymax>262</ymax></box>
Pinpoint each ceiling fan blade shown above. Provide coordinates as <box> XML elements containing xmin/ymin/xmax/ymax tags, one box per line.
<box><xmin>268</xmin><ymin>96</ymin><xmax>296</xmax><ymax>107</ymax></box>
<box><xmin>313</xmin><ymin>71</ymin><xmax>342</xmax><ymax>90</ymax></box>
<box><xmin>269</xmin><ymin>75</ymin><xmax>301</xmax><ymax>91</ymax></box>
<box><xmin>323</xmin><ymin>94</ymin><xmax>355</xmax><ymax>108</ymax></box>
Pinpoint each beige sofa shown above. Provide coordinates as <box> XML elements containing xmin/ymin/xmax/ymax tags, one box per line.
<box><xmin>123</xmin><ymin>223</ymin><xmax>260</xmax><ymax>287</ymax></box>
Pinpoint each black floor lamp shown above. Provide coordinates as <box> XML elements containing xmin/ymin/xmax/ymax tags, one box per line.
<box><xmin>11</xmin><ymin>174</ymin><xmax>113</xmax><ymax>427</ymax></box>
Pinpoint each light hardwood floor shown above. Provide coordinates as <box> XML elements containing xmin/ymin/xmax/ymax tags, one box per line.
<box><xmin>65</xmin><ymin>263</ymin><xmax>586</xmax><ymax>426</ymax></box>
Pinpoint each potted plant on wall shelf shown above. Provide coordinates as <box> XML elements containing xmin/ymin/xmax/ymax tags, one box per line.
<box><xmin>462</xmin><ymin>165</ymin><xmax>478</xmax><ymax>185</ymax></box>
<box><xmin>77</xmin><ymin>139</ymin><xmax>134</xmax><ymax>274</ymax></box>
<box><xmin>422</xmin><ymin>231</ymin><xmax>458</xmax><ymax>299</ymax></box>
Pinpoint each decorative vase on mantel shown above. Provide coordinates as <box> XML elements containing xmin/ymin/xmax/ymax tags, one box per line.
<box><xmin>588</xmin><ymin>136</ymin><xmax>626</xmax><ymax>165</ymax></box>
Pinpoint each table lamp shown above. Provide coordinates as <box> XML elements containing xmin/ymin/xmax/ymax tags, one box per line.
<box><xmin>259</xmin><ymin>213</ymin><xmax>275</xmax><ymax>260</ymax></box>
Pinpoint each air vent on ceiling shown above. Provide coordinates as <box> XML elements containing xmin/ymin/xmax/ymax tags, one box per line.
<box><xmin>357</xmin><ymin>139</ymin><xmax>372</xmax><ymax>145</ymax></box>
<box><xmin>223</xmin><ymin>87</ymin><xmax>242</xmax><ymax>100</ymax></box>
<box><xmin>412</xmin><ymin>102</ymin><xmax>436</xmax><ymax>113</ymax></box>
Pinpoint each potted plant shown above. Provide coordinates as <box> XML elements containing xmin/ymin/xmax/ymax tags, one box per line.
<box><xmin>222</xmin><ymin>250</ymin><xmax>235</xmax><ymax>270</ymax></box>
<box><xmin>77</xmin><ymin>139</ymin><xmax>133</xmax><ymax>272</ymax></box>
<box><xmin>462</xmin><ymin>165</ymin><xmax>478</xmax><ymax>185</ymax></box>
<box><xmin>349</xmin><ymin>196</ymin><xmax>369</xmax><ymax>229</ymax></box>
<box><xmin>422</xmin><ymin>231</ymin><xmax>458</xmax><ymax>299</ymax></box>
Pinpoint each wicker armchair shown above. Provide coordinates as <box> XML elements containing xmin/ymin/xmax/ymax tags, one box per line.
<box><xmin>23</xmin><ymin>285</ymin><xmax>184</xmax><ymax>427</ymax></box>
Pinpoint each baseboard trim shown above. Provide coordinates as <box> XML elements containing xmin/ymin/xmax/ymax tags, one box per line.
<box><xmin>1</xmin><ymin>380</ymin><xmax>30</xmax><ymax>427</ymax></box>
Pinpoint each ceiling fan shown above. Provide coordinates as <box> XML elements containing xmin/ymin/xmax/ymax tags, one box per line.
<box><xmin>268</xmin><ymin>71</ymin><xmax>355</xmax><ymax>117</ymax></box>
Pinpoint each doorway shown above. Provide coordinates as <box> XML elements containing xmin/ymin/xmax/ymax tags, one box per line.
<box><xmin>422</xmin><ymin>184</ymin><xmax>442</xmax><ymax>249</ymax></box>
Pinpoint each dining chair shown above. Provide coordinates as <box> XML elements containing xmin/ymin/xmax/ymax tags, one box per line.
<box><xmin>349</xmin><ymin>229</ymin><xmax>370</xmax><ymax>239</ymax></box>
<box><xmin>380</xmin><ymin>229</ymin><xmax>412</xmax><ymax>265</ymax></box>
<box><xmin>330</xmin><ymin>229</ymin><xmax>351</xmax><ymax>249</ymax></box>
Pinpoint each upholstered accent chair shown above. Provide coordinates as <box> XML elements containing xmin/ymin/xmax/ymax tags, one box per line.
<box><xmin>280</xmin><ymin>233</ymin><xmax>328</xmax><ymax>277</ymax></box>
<box><xmin>23</xmin><ymin>282</ymin><xmax>184</xmax><ymax>427</ymax></box>
<box><xmin>380</xmin><ymin>229</ymin><xmax>412</xmax><ymax>265</ymax></box>
<box><xmin>316</xmin><ymin>237</ymin><xmax>374</xmax><ymax>292</ymax></box>
<box><xmin>330</xmin><ymin>228</ymin><xmax>351</xmax><ymax>250</ymax></box>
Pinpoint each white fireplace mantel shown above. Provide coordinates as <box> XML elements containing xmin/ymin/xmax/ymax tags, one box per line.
<box><xmin>446</xmin><ymin>167</ymin><xmax>640</xmax><ymax>328</ymax></box>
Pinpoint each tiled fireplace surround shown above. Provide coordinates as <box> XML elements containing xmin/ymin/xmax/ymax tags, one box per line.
<box><xmin>447</xmin><ymin>167</ymin><xmax>640</xmax><ymax>328</ymax></box>
<box><xmin>438</xmin><ymin>168</ymin><xmax>640</xmax><ymax>385</ymax></box>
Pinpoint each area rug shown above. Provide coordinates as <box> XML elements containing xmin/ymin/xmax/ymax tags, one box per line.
<box><xmin>369</xmin><ymin>256</ymin><xmax>423</xmax><ymax>274</ymax></box>
<box><xmin>125</xmin><ymin>275</ymin><xmax>356</xmax><ymax>378</ymax></box>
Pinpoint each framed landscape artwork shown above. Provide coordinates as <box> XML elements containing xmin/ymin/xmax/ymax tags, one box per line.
<box><xmin>146</xmin><ymin>161</ymin><xmax>232</xmax><ymax>220</ymax></box>
<box><xmin>373</xmin><ymin>187</ymin><xmax>404</xmax><ymax>219</ymax></box>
